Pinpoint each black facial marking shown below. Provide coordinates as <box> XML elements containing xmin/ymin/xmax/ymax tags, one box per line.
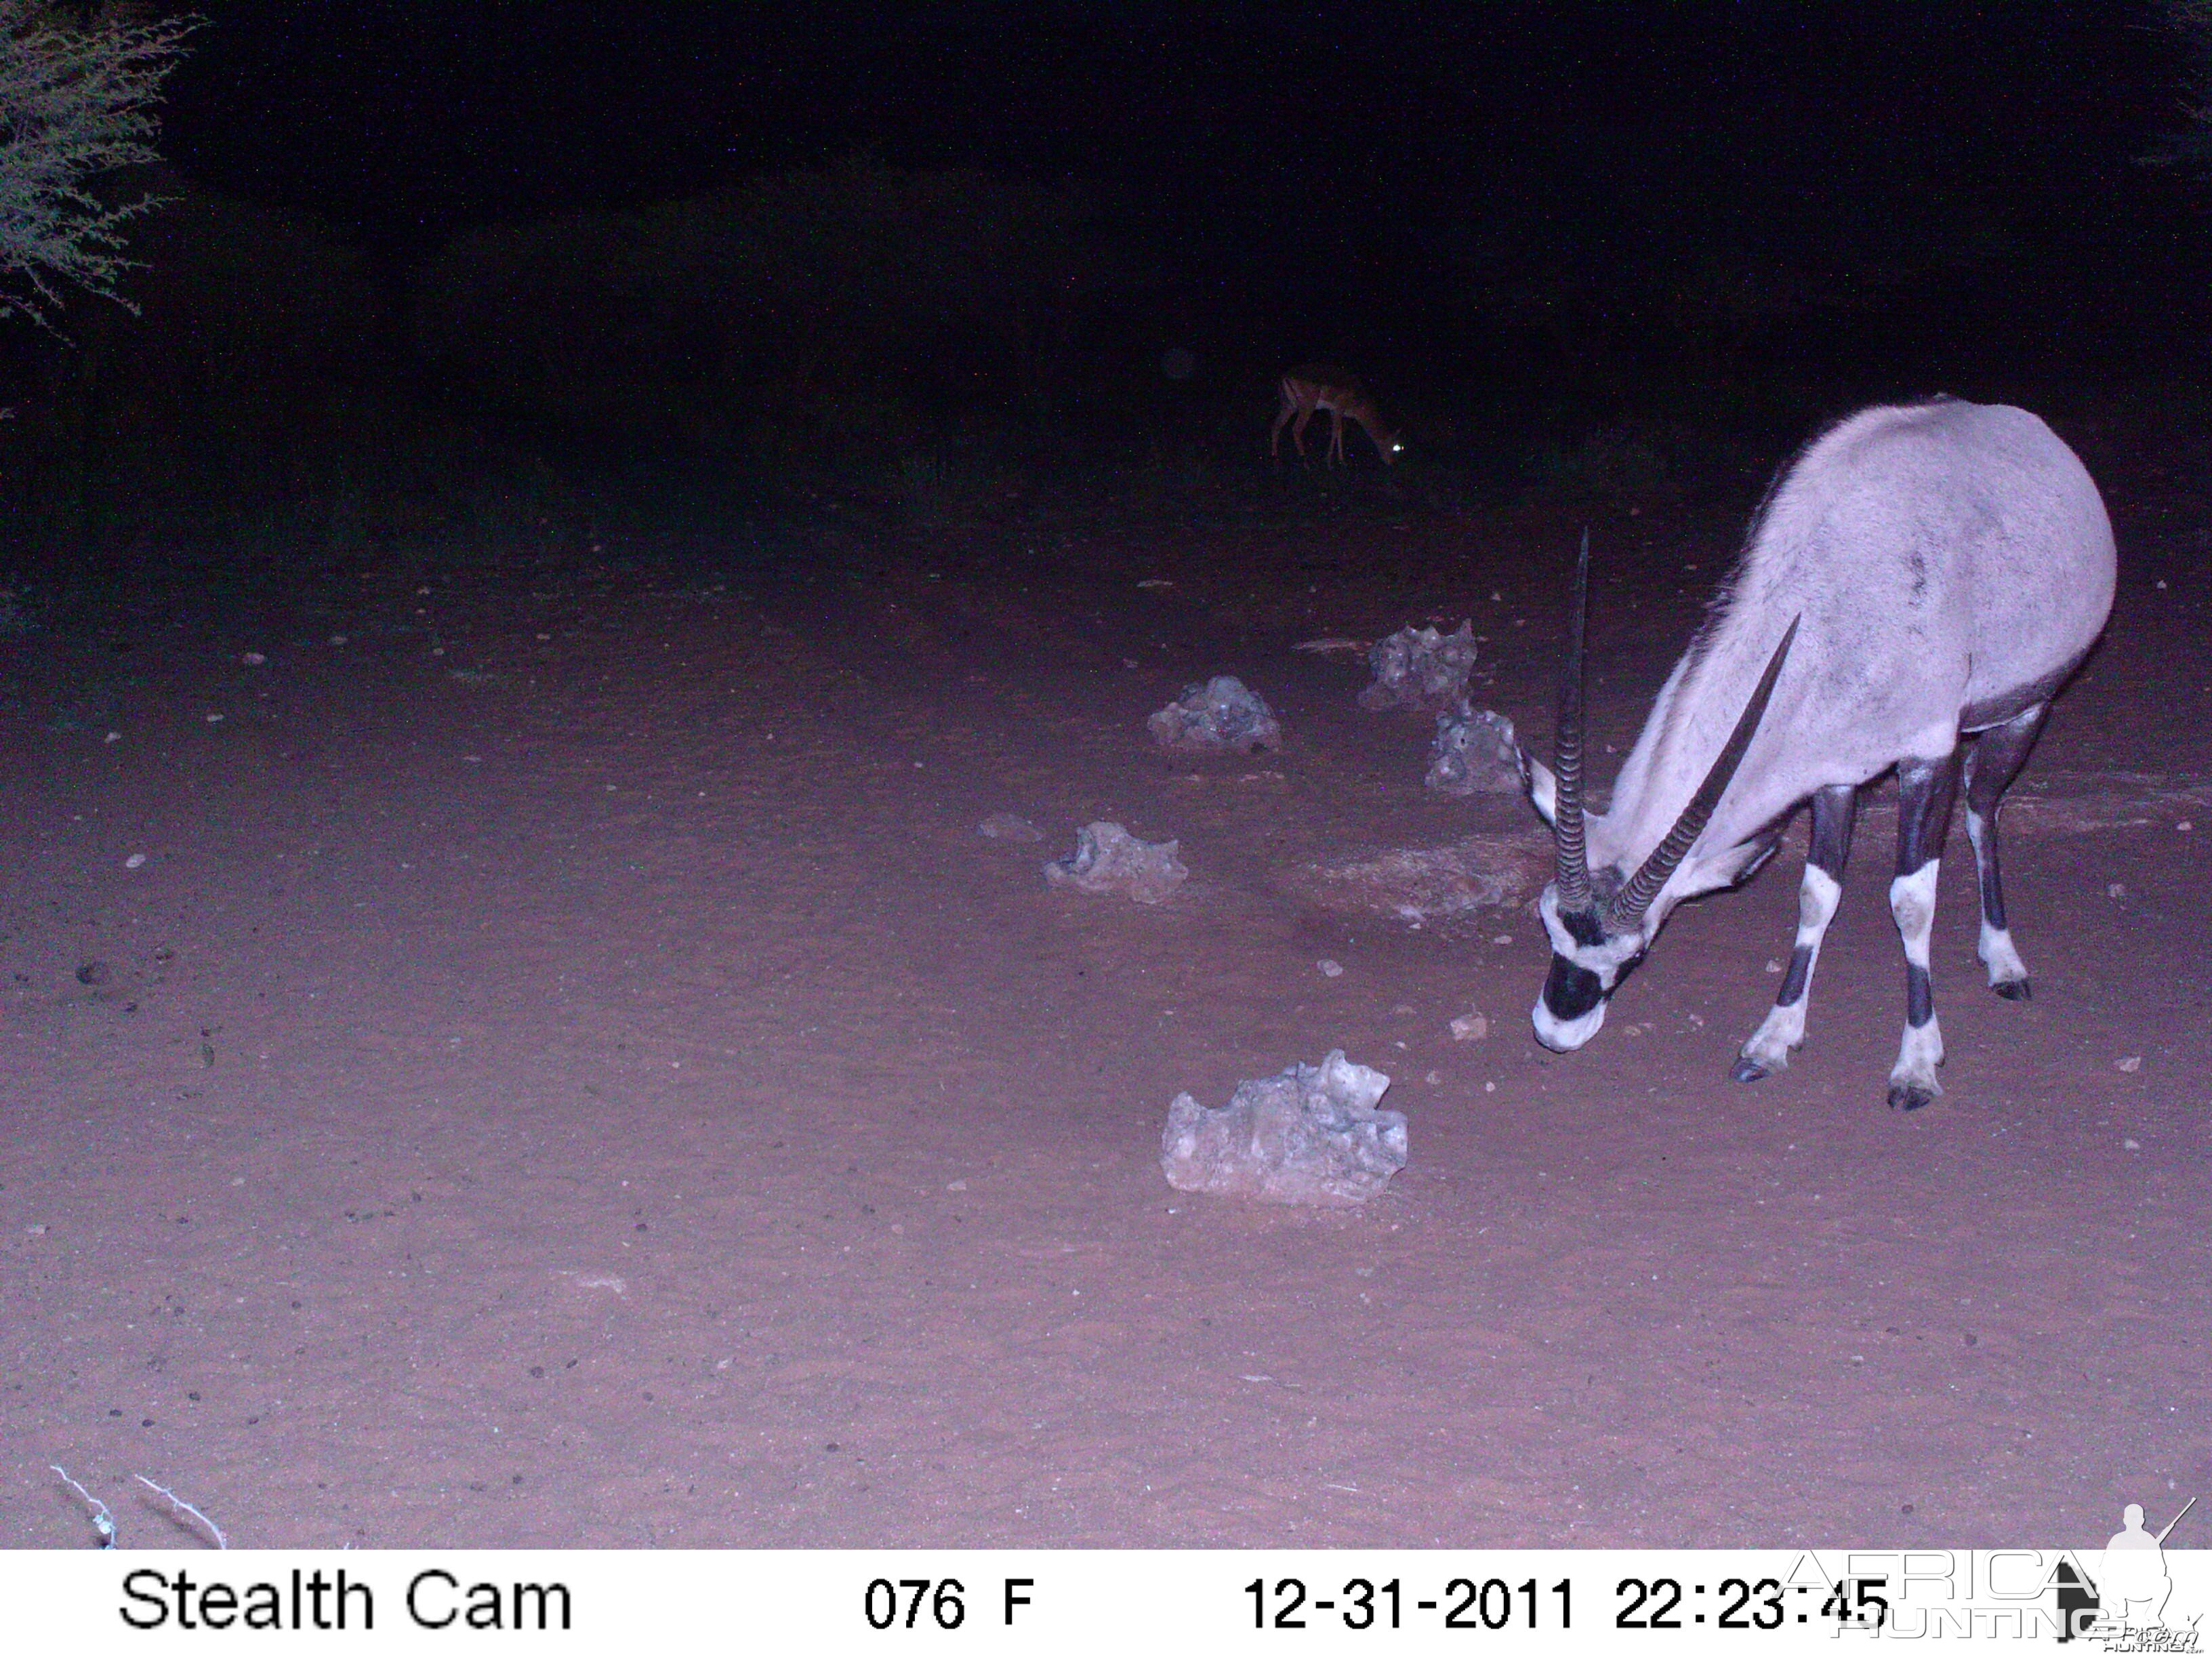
<box><xmin>1906</xmin><ymin>963</ymin><xmax>1933</xmax><ymax>1028</ymax></box>
<box><xmin>1775</xmin><ymin>943</ymin><xmax>1814</xmax><ymax>1008</ymax></box>
<box><xmin>1542</xmin><ymin>953</ymin><xmax>1607</xmax><ymax>1020</ymax></box>
<box><xmin>1559</xmin><ymin>905</ymin><xmax>1607</xmax><ymax>949</ymax></box>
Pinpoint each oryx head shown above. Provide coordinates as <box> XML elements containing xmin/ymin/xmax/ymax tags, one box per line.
<box><xmin>1520</xmin><ymin>533</ymin><xmax>1799</xmax><ymax>1052</ymax></box>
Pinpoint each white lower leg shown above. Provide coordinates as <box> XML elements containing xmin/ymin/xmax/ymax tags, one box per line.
<box><xmin>1889</xmin><ymin>860</ymin><xmax>1945</xmax><ymax>1098</ymax></box>
<box><xmin>1965</xmin><ymin>808</ymin><xmax>2030</xmax><ymax>989</ymax></box>
<box><xmin>1739</xmin><ymin>865</ymin><xmax>1841</xmax><ymax>1072</ymax></box>
<box><xmin>1891</xmin><ymin>1015</ymin><xmax>1946</xmax><ymax>1094</ymax></box>
<box><xmin>1978</xmin><ymin>920</ymin><xmax>2028</xmax><ymax>987</ymax></box>
<box><xmin>1741</xmin><ymin>1000</ymin><xmax>1804</xmax><ymax>1072</ymax></box>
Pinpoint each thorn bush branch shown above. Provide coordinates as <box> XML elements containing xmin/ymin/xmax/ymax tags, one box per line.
<box><xmin>50</xmin><ymin>1464</ymin><xmax>117</xmax><ymax>1548</ymax></box>
<box><xmin>136</xmin><ymin>1473</ymin><xmax>228</xmax><ymax>1549</ymax></box>
<box><xmin>0</xmin><ymin>2</ymin><xmax>200</xmax><ymax>331</ymax></box>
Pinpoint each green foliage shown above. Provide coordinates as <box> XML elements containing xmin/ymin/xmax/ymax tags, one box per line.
<box><xmin>0</xmin><ymin>1</ymin><xmax>197</xmax><ymax>329</ymax></box>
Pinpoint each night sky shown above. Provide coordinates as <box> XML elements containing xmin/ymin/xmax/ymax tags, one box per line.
<box><xmin>162</xmin><ymin>1</ymin><xmax>2195</xmax><ymax>286</ymax></box>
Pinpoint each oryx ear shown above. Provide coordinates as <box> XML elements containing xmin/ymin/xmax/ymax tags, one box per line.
<box><xmin>1721</xmin><ymin>830</ymin><xmax>1783</xmax><ymax>888</ymax></box>
<box><xmin>1519</xmin><ymin>748</ymin><xmax>1558</xmax><ymax>827</ymax></box>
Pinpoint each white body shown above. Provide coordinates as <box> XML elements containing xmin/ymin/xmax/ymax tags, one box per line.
<box><xmin>1584</xmin><ymin>400</ymin><xmax>2113</xmax><ymax>932</ymax></box>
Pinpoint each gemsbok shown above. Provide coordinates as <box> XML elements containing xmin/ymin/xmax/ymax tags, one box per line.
<box><xmin>1517</xmin><ymin>398</ymin><xmax>2116</xmax><ymax>1109</ymax></box>
<box><xmin>1272</xmin><ymin>365</ymin><xmax>1403</xmax><ymax>467</ymax></box>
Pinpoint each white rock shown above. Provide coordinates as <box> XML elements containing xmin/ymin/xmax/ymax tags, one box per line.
<box><xmin>1044</xmin><ymin>822</ymin><xmax>1187</xmax><ymax>905</ymax></box>
<box><xmin>1160</xmin><ymin>1050</ymin><xmax>1407</xmax><ymax>1207</ymax></box>
<box><xmin>1147</xmin><ymin>676</ymin><xmax>1282</xmax><ymax>754</ymax></box>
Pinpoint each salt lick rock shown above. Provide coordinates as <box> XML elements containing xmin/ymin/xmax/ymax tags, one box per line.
<box><xmin>1147</xmin><ymin>676</ymin><xmax>1282</xmax><ymax>754</ymax></box>
<box><xmin>1160</xmin><ymin>1050</ymin><xmax>1407</xmax><ymax>1207</ymax></box>
<box><xmin>1044</xmin><ymin>821</ymin><xmax>1188</xmax><ymax>905</ymax></box>
<box><xmin>1360</xmin><ymin>621</ymin><xmax>1479</xmax><ymax>712</ymax></box>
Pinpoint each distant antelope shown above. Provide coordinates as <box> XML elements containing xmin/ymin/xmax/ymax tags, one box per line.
<box><xmin>1272</xmin><ymin>365</ymin><xmax>1402</xmax><ymax>466</ymax></box>
<box><xmin>1516</xmin><ymin>400</ymin><xmax>2115</xmax><ymax>1109</ymax></box>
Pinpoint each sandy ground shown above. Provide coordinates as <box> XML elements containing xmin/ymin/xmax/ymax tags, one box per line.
<box><xmin>3</xmin><ymin>460</ymin><xmax>2206</xmax><ymax>1550</ymax></box>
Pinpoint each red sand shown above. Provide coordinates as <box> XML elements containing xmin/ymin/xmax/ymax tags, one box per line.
<box><xmin>4</xmin><ymin>490</ymin><xmax>2205</xmax><ymax>1549</ymax></box>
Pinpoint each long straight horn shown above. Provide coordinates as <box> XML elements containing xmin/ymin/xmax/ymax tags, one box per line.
<box><xmin>1603</xmin><ymin>615</ymin><xmax>1801</xmax><ymax>933</ymax></box>
<box><xmin>1552</xmin><ymin>529</ymin><xmax>1595</xmax><ymax>916</ymax></box>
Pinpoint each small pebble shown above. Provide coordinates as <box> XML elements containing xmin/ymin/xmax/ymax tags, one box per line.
<box><xmin>241</xmin><ymin>651</ymin><xmax>266</xmax><ymax>665</ymax></box>
<box><xmin>329</xmin><ymin>634</ymin><xmax>348</xmax><ymax>646</ymax></box>
<box><xmin>2123</xmin><ymin>1138</ymin><xmax>2142</xmax><ymax>1151</ymax></box>
<box><xmin>1765</xmin><ymin>959</ymin><xmax>1783</xmax><ymax>973</ymax></box>
<box><xmin>2117</xmin><ymin>1056</ymin><xmax>2142</xmax><ymax>1073</ymax></box>
<box><xmin>2179</xmin><ymin>821</ymin><xmax>2193</xmax><ymax>833</ymax></box>
<box><xmin>1317</xmin><ymin>959</ymin><xmax>1344</xmax><ymax>979</ymax></box>
<box><xmin>104</xmin><ymin>732</ymin><xmax>120</xmax><ymax>743</ymax></box>
<box><xmin>205</xmin><ymin>712</ymin><xmax>224</xmax><ymax>723</ymax></box>
<box><xmin>1491</xmin><ymin>935</ymin><xmax>1513</xmax><ymax>946</ymax></box>
<box><xmin>1450</xmin><ymin>1012</ymin><xmax>1489</xmax><ymax>1042</ymax></box>
<box><xmin>124</xmin><ymin>853</ymin><xmax>146</xmax><ymax>869</ymax></box>
<box><xmin>945</xmin><ymin>1180</ymin><xmax>967</xmax><ymax>1192</ymax></box>
<box><xmin>2108</xmin><ymin>882</ymin><xmax>2126</xmax><ymax>899</ymax></box>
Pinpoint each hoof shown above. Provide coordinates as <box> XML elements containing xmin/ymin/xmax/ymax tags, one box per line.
<box><xmin>1731</xmin><ymin>1057</ymin><xmax>1772</xmax><ymax>1084</ymax></box>
<box><xmin>1992</xmin><ymin>978</ymin><xmax>2032</xmax><ymax>1002</ymax></box>
<box><xmin>1887</xmin><ymin>1082</ymin><xmax>1938</xmax><ymax>1112</ymax></box>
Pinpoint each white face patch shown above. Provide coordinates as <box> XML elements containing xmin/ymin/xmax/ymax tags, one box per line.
<box><xmin>1532</xmin><ymin>989</ymin><xmax>1607</xmax><ymax>1051</ymax></box>
<box><xmin>1530</xmin><ymin>885</ymin><xmax>1649</xmax><ymax>1051</ymax></box>
<box><xmin>1537</xmin><ymin>886</ymin><xmax>1649</xmax><ymax>975</ymax></box>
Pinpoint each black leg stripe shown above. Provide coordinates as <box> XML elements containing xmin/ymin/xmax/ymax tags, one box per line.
<box><xmin>1978</xmin><ymin>845</ymin><xmax>2008</xmax><ymax>933</ymax></box>
<box><xmin>1895</xmin><ymin>755</ymin><xmax>1963</xmax><ymax>876</ymax></box>
<box><xmin>1807</xmin><ymin>783</ymin><xmax>1859</xmax><ymax>877</ymax></box>
<box><xmin>1775</xmin><ymin>943</ymin><xmax>1814</xmax><ymax>1007</ymax></box>
<box><xmin>1906</xmin><ymin>964</ymin><xmax>1934</xmax><ymax>1027</ymax></box>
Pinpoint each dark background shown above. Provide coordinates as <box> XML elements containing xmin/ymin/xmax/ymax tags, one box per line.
<box><xmin>3</xmin><ymin>1</ymin><xmax>2207</xmax><ymax>579</ymax></box>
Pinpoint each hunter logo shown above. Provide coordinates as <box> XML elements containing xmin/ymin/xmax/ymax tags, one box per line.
<box><xmin>2061</xmin><ymin>1498</ymin><xmax>2200</xmax><ymax>1650</ymax></box>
